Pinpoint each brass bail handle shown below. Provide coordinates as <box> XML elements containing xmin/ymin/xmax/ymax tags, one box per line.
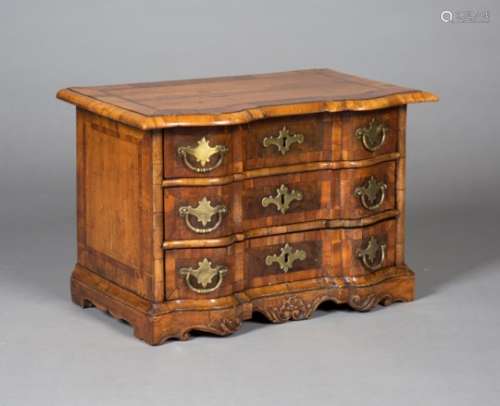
<box><xmin>179</xmin><ymin>197</ymin><xmax>227</xmax><ymax>234</ymax></box>
<box><xmin>356</xmin><ymin>236</ymin><xmax>386</xmax><ymax>271</ymax></box>
<box><xmin>178</xmin><ymin>258</ymin><xmax>228</xmax><ymax>294</ymax></box>
<box><xmin>177</xmin><ymin>136</ymin><xmax>228</xmax><ymax>173</ymax></box>
<box><xmin>354</xmin><ymin>176</ymin><xmax>387</xmax><ymax>210</ymax></box>
<box><xmin>355</xmin><ymin>118</ymin><xmax>388</xmax><ymax>152</ymax></box>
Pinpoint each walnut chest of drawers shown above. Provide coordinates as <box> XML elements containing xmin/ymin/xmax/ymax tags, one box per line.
<box><xmin>57</xmin><ymin>69</ymin><xmax>437</xmax><ymax>345</ymax></box>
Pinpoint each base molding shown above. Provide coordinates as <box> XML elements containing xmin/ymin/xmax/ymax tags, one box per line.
<box><xmin>71</xmin><ymin>264</ymin><xmax>414</xmax><ymax>345</ymax></box>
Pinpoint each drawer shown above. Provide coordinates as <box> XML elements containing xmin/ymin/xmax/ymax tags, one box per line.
<box><xmin>245</xmin><ymin>229</ymin><xmax>334</xmax><ymax>289</ymax></box>
<box><xmin>164</xmin><ymin>170</ymin><xmax>338</xmax><ymax>240</ymax></box>
<box><xmin>164</xmin><ymin>183</ymin><xmax>238</xmax><ymax>241</ymax></box>
<box><xmin>244</xmin><ymin>113</ymin><xmax>333</xmax><ymax>170</ymax></box>
<box><xmin>341</xmin><ymin>107</ymin><xmax>399</xmax><ymax>160</ymax></box>
<box><xmin>247</xmin><ymin>219</ymin><xmax>398</xmax><ymax>287</ymax></box>
<box><xmin>163</xmin><ymin>126</ymin><xmax>238</xmax><ymax>179</ymax></box>
<box><xmin>241</xmin><ymin>170</ymin><xmax>338</xmax><ymax>230</ymax></box>
<box><xmin>165</xmin><ymin>219</ymin><xmax>398</xmax><ymax>300</ymax></box>
<box><xmin>340</xmin><ymin>160</ymin><xmax>396</xmax><ymax>218</ymax></box>
<box><xmin>245</xmin><ymin>162</ymin><xmax>396</xmax><ymax>228</ymax></box>
<box><xmin>164</xmin><ymin>162</ymin><xmax>397</xmax><ymax>241</ymax></box>
<box><xmin>340</xmin><ymin>219</ymin><xmax>397</xmax><ymax>277</ymax></box>
<box><xmin>165</xmin><ymin>244</ymin><xmax>244</xmax><ymax>300</ymax></box>
<box><xmin>162</xmin><ymin>109</ymin><xmax>399</xmax><ymax>180</ymax></box>
<box><xmin>165</xmin><ymin>231</ymin><xmax>328</xmax><ymax>300</ymax></box>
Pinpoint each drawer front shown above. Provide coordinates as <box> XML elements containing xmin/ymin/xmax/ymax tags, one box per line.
<box><xmin>245</xmin><ymin>114</ymin><xmax>332</xmax><ymax>170</ymax></box>
<box><xmin>165</xmin><ymin>245</ymin><xmax>244</xmax><ymax>300</ymax></box>
<box><xmin>166</xmin><ymin>230</ymin><xmax>331</xmax><ymax>299</ymax></box>
<box><xmin>247</xmin><ymin>219</ymin><xmax>397</xmax><ymax>288</ymax></box>
<box><xmin>241</xmin><ymin>170</ymin><xmax>338</xmax><ymax>230</ymax></box>
<box><xmin>164</xmin><ymin>184</ymin><xmax>237</xmax><ymax>241</ymax></box>
<box><xmin>245</xmin><ymin>230</ymin><xmax>334</xmax><ymax>289</ymax></box>
<box><xmin>164</xmin><ymin>162</ymin><xmax>397</xmax><ymax>241</ymax></box>
<box><xmin>163</xmin><ymin>126</ymin><xmax>237</xmax><ymax>179</ymax></box>
<box><xmin>340</xmin><ymin>161</ymin><xmax>396</xmax><ymax>218</ymax></box>
<box><xmin>162</xmin><ymin>109</ymin><xmax>399</xmax><ymax>180</ymax></box>
<box><xmin>165</xmin><ymin>219</ymin><xmax>398</xmax><ymax>299</ymax></box>
<box><xmin>164</xmin><ymin>171</ymin><xmax>338</xmax><ymax>241</ymax></box>
<box><xmin>341</xmin><ymin>219</ymin><xmax>397</xmax><ymax>277</ymax></box>
<box><xmin>341</xmin><ymin>107</ymin><xmax>399</xmax><ymax>160</ymax></box>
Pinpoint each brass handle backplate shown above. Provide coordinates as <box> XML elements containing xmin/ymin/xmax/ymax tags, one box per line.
<box><xmin>261</xmin><ymin>184</ymin><xmax>303</xmax><ymax>214</ymax></box>
<box><xmin>355</xmin><ymin>118</ymin><xmax>388</xmax><ymax>152</ymax></box>
<box><xmin>177</xmin><ymin>136</ymin><xmax>228</xmax><ymax>173</ymax></box>
<box><xmin>262</xmin><ymin>126</ymin><xmax>304</xmax><ymax>155</ymax></box>
<box><xmin>179</xmin><ymin>197</ymin><xmax>227</xmax><ymax>234</ymax></box>
<box><xmin>354</xmin><ymin>176</ymin><xmax>387</xmax><ymax>210</ymax></box>
<box><xmin>265</xmin><ymin>243</ymin><xmax>307</xmax><ymax>272</ymax></box>
<box><xmin>178</xmin><ymin>258</ymin><xmax>228</xmax><ymax>294</ymax></box>
<box><xmin>356</xmin><ymin>236</ymin><xmax>386</xmax><ymax>271</ymax></box>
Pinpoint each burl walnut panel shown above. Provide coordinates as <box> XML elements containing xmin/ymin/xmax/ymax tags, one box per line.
<box><xmin>245</xmin><ymin>113</ymin><xmax>333</xmax><ymax>169</ymax></box>
<box><xmin>58</xmin><ymin>69</ymin><xmax>437</xmax><ymax>344</ymax></box>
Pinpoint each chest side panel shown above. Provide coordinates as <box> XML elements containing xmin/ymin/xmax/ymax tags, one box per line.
<box><xmin>77</xmin><ymin>109</ymin><xmax>160</xmax><ymax>300</ymax></box>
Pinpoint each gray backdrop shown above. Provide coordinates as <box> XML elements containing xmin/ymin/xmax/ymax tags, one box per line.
<box><xmin>1</xmin><ymin>1</ymin><xmax>499</xmax><ymax>405</ymax></box>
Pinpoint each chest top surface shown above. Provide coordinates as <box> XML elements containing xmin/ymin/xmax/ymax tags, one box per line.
<box><xmin>57</xmin><ymin>68</ymin><xmax>437</xmax><ymax>130</ymax></box>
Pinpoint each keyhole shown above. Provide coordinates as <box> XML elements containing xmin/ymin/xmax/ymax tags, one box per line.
<box><xmin>284</xmin><ymin>253</ymin><xmax>289</xmax><ymax>263</ymax></box>
<box><xmin>282</xmin><ymin>136</ymin><xmax>287</xmax><ymax>148</ymax></box>
<box><xmin>280</xmin><ymin>194</ymin><xmax>286</xmax><ymax>206</ymax></box>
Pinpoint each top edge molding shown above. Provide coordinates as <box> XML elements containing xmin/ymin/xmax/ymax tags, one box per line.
<box><xmin>57</xmin><ymin>69</ymin><xmax>438</xmax><ymax>130</ymax></box>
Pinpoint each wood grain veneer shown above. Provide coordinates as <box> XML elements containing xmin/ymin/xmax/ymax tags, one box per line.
<box><xmin>57</xmin><ymin>69</ymin><xmax>437</xmax><ymax>129</ymax></box>
<box><xmin>58</xmin><ymin>69</ymin><xmax>437</xmax><ymax>344</ymax></box>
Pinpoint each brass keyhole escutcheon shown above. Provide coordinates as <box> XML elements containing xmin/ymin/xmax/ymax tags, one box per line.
<box><xmin>262</xmin><ymin>126</ymin><xmax>304</xmax><ymax>155</ymax></box>
<box><xmin>265</xmin><ymin>243</ymin><xmax>307</xmax><ymax>273</ymax></box>
<box><xmin>261</xmin><ymin>184</ymin><xmax>303</xmax><ymax>214</ymax></box>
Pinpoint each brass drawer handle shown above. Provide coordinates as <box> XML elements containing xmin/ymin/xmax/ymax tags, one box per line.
<box><xmin>265</xmin><ymin>243</ymin><xmax>306</xmax><ymax>272</ymax></box>
<box><xmin>261</xmin><ymin>184</ymin><xmax>303</xmax><ymax>214</ymax></box>
<box><xmin>354</xmin><ymin>176</ymin><xmax>387</xmax><ymax>210</ymax></box>
<box><xmin>356</xmin><ymin>236</ymin><xmax>386</xmax><ymax>271</ymax></box>
<box><xmin>179</xmin><ymin>197</ymin><xmax>227</xmax><ymax>234</ymax></box>
<box><xmin>262</xmin><ymin>126</ymin><xmax>304</xmax><ymax>155</ymax></box>
<box><xmin>177</xmin><ymin>137</ymin><xmax>228</xmax><ymax>173</ymax></box>
<box><xmin>355</xmin><ymin>118</ymin><xmax>388</xmax><ymax>152</ymax></box>
<box><xmin>178</xmin><ymin>258</ymin><xmax>228</xmax><ymax>294</ymax></box>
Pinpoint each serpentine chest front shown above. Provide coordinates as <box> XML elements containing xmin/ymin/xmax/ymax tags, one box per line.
<box><xmin>57</xmin><ymin>69</ymin><xmax>437</xmax><ymax>345</ymax></box>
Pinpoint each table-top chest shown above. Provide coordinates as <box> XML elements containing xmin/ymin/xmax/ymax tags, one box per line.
<box><xmin>57</xmin><ymin>69</ymin><xmax>437</xmax><ymax>344</ymax></box>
